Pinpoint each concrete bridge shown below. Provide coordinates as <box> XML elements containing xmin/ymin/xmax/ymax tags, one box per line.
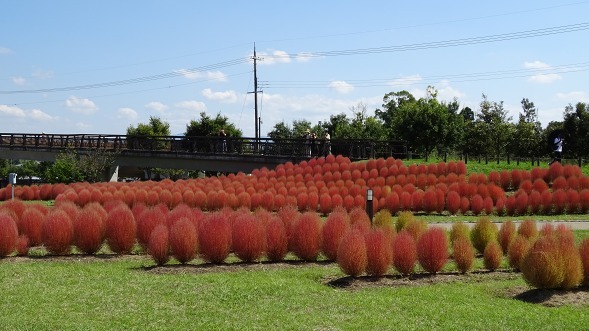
<box><xmin>0</xmin><ymin>133</ymin><xmax>407</xmax><ymax>179</ymax></box>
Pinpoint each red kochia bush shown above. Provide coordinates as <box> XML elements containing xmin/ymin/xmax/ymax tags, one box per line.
<box><xmin>364</xmin><ymin>229</ymin><xmax>393</xmax><ymax>276</ymax></box>
<box><xmin>42</xmin><ymin>209</ymin><xmax>73</xmax><ymax>255</ymax></box>
<box><xmin>199</xmin><ymin>212</ymin><xmax>232</xmax><ymax>263</ymax></box>
<box><xmin>265</xmin><ymin>216</ymin><xmax>288</xmax><ymax>262</ymax></box>
<box><xmin>16</xmin><ymin>235</ymin><xmax>29</xmax><ymax>256</ymax></box>
<box><xmin>498</xmin><ymin>221</ymin><xmax>516</xmax><ymax>254</ymax></box>
<box><xmin>446</xmin><ymin>191</ymin><xmax>461</xmax><ymax>215</ymax></box>
<box><xmin>232</xmin><ymin>213</ymin><xmax>266</xmax><ymax>262</ymax></box>
<box><xmin>483</xmin><ymin>241</ymin><xmax>503</xmax><ymax>271</ymax></box>
<box><xmin>291</xmin><ymin>212</ymin><xmax>323</xmax><ymax>261</ymax></box>
<box><xmin>452</xmin><ymin>237</ymin><xmax>475</xmax><ymax>274</ymax></box>
<box><xmin>105</xmin><ymin>206</ymin><xmax>137</xmax><ymax>254</ymax></box>
<box><xmin>0</xmin><ymin>213</ymin><xmax>18</xmax><ymax>257</ymax></box>
<box><xmin>507</xmin><ymin>235</ymin><xmax>530</xmax><ymax>271</ymax></box>
<box><xmin>19</xmin><ymin>208</ymin><xmax>45</xmax><ymax>246</ymax></box>
<box><xmin>169</xmin><ymin>217</ymin><xmax>198</xmax><ymax>264</ymax></box>
<box><xmin>148</xmin><ymin>224</ymin><xmax>170</xmax><ymax>266</ymax></box>
<box><xmin>136</xmin><ymin>207</ymin><xmax>166</xmax><ymax>249</ymax></box>
<box><xmin>392</xmin><ymin>230</ymin><xmax>417</xmax><ymax>276</ymax></box>
<box><xmin>579</xmin><ymin>238</ymin><xmax>589</xmax><ymax>286</ymax></box>
<box><xmin>321</xmin><ymin>211</ymin><xmax>351</xmax><ymax>261</ymax></box>
<box><xmin>73</xmin><ymin>208</ymin><xmax>105</xmax><ymax>254</ymax></box>
<box><xmin>337</xmin><ymin>230</ymin><xmax>367</xmax><ymax>277</ymax></box>
<box><xmin>416</xmin><ymin>227</ymin><xmax>448</xmax><ymax>274</ymax></box>
<box><xmin>517</xmin><ymin>219</ymin><xmax>538</xmax><ymax>240</ymax></box>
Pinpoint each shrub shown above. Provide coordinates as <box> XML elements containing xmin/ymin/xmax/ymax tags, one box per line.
<box><xmin>416</xmin><ymin>227</ymin><xmax>448</xmax><ymax>274</ymax></box>
<box><xmin>0</xmin><ymin>213</ymin><xmax>18</xmax><ymax>257</ymax></box>
<box><xmin>16</xmin><ymin>235</ymin><xmax>29</xmax><ymax>256</ymax></box>
<box><xmin>392</xmin><ymin>230</ymin><xmax>417</xmax><ymax>276</ymax></box>
<box><xmin>105</xmin><ymin>206</ymin><xmax>137</xmax><ymax>254</ymax></box>
<box><xmin>136</xmin><ymin>207</ymin><xmax>166</xmax><ymax>249</ymax></box>
<box><xmin>19</xmin><ymin>208</ymin><xmax>45</xmax><ymax>246</ymax></box>
<box><xmin>470</xmin><ymin>195</ymin><xmax>484</xmax><ymax>215</ymax></box>
<box><xmin>266</xmin><ymin>216</ymin><xmax>288</xmax><ymax>262</ymax></box>
<box><xmin>291</xmin><ymin>212</ymin><xmax>323</xmax><ymax>261</ymax></box>
<box><xmin>337</xmin><ymin>230</ymin><xmax>367</xmax><ymax>277</ymax></box>
<box><xmin>507</xmin><ymin>235</ymin><xmax>530</xmax><ymax>271</ymax></box>
<box><xmin>517</xmin><ymin>219</ymin><xmax>538</xmax><ymax>240</ymax></box>
<box><xmin>148</xmin><ymin>225</ymin><xmax>170</xmax><ymax>266</ymax></box>
<box><xmin>446</xmin><ymin>191</ymin><xmax>461</xmax><ymax>215</ymax></box>
<box><xmin>321</xmin><ymin>211</ymin><xmax>351</xmax><ymax>261</ymax></box>
<box><xmin>559</xmin><ymin>234</ymin><xmax>583</xmax><ymax>290</ymax></box>
<box><xmin>579</xmin><ymin>238</ymin><xmax>589</xmax><ymax>286</ymax></box>
<box><xmin>450</xmin><ymin>221</ymin><xmax>470</xmax><ymax>245</ymax></box>
<box><xmin>169</xmin><ymin>217</ymin><xmax>198</xmax><ymax>264</ymax></box>
<box><xmin>199</xmin><ymin>212</ymin><xmax>232</xmax><ymax>263</ymax></box>
<box><xmin>470</xmin><ymin>217</ymin><xmax>498</xmax><ymax>254</ymax></box>
<box><xmin>483</xmin><ymin>241</ymin><xmax>503</xmax><ymax>271</ymax></box>
<box><xmin>232</xmin><ymin>213</ymin><xmax>266</xmax><ymax>263</ymax></box>
<box><xmin>364</xmin><ymin>229</ymin><xmax>393</xmax><ymax>277</ymax></box>
<box><xmin>552</xmin><ymin>189</ymin><xmax>567</xmax><ymax>214</ymax></box>
<box><xmin>73</xmin><ymin>208</ymin><xmax>105</xmax><ymax>254</ymax></box>
<box><xmin>498</xmin><ymin>221</ymin><xmax>516</xmax><ymax>254</ymax></box>
<box><xmin>395</xmin><ymin>211</ymin><xmax>415</xmax><ymax>232</ymax></box>
<box><xmin>404</xmin><ymin>219</ymin><xmax>427</xmax><ymax>241</ymax></box>
<box><xmin>42</xmin><ymin>209</ymin><xmax>73</xmax><ymax>255</ymax></box>
<box><xmin>452</xmin><ymin>237</ymin><xmax>475</xmax><ymax>274</ymax></box>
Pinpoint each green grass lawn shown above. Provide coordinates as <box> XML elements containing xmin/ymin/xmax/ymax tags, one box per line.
<box><xmin>1</xmin><ymin>255</ymin><xmax>589</xmax><ymax>331</ymax></box>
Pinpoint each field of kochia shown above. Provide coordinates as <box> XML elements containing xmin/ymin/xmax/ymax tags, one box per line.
<box><xmin>1</xmin><ymin>154</ymin><xmax>589</xmax><ymax>290</ymax></box>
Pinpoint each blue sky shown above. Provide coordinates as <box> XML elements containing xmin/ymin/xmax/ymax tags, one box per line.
<box><xmin>1</xmin><ymin>1</ymin><xmax>589</xmax><ymax>137</ymax></box>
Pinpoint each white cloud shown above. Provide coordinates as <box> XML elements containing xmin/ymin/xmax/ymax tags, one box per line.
<box><xmin>524</xmin><ymin>61</ymin><xmax>562</xmax><ymax>84</ymax></box>
<box><xmin>436</xmin><ymin>80</ymin><xmax>466</xmax><ymax>100</ymax></box>
<box><xmin>12</xmin><ymin>77</ymin><xmax>26</xmax><ymax>85</ymax></box>
<box><xmin>556</xmin><ymin>91</ymin><xmax>589</xmax><ymax>103</ymax></box>
<box><xmin>259</xmin><ymin>50</ymin><xmax>292</xmax><ymax>65</ymax></box>
<box><xmin>65</xmin><ymin>96</ymin><xmax>99</xmax><ymax>115</ymax></box>
<box><xmin>202</xmin><ymin>88</ymin><xmax>237</xmax><ymax>103</ymax></box>
<box><xmin>76</xmin><ymin>122</ymin><xmax>91</xmax><ymax>130</ymax></box>
<box><xmin>329</xmin><ymin>80</ymin><xmax>354</xmax><ymax>94</ymax></box>
<box><xmin>117</xmin><ymin>107</ymin><xmax>138</xmax><ymax>120</ymax></box>
<box><xmin>175</xmin><ymin>69</ymin><xmax>227</xmax><ymax>82</ymax></box>
<box><xmin>29</xmin><ymin>109</ymin><xmax>54</xmax><ymax>121</ymax></box>
<box><xmin>0</xmin><ymin>105</ymin><xmax>26</xmax><ymax>118</ymax></box>
<box><xmin>31</xmin><ymin>69</ymin><xmax>54</xmax><ymax>79</ymax></box>
<box><xmin>0</xmin><ymin>47</ymin><xmax>12</xmax><ymax>54</ymax></box>
<box><xmin>296</xmin><ymin>52</ymin><xmax>314</xmax><ymax>62</ymax></box>
<box><xmin>145</xmin><ymin>101</ymin><xmax>169</xmax><ymax>113</ymax></box>
<box><xmin>0</xmin><ymin>104</ymin><xmax>55</xmax><ymax>121</ymax></box>
<box><xmin>388</xmin><ymin>74</ymin><xmax>423</xmax><ymax>87</ymax></box>
<box><xmin>175</xmin><ymin>100</ymin><xmax>207</xmax><ymax>111</ymax></box>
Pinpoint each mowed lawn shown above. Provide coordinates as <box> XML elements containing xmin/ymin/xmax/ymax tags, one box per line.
<box><xmin>1</xmin><ymin>254</ymin><xmax>589</xmax><ymax>331</ymax></box>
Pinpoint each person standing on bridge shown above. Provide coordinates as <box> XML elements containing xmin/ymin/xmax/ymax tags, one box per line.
<box><xmin>322</xmin><ymin>130</ymin><xmax>331</xmax><ymax>156</ymax></box>
<box><xmin>219</xmin><ymin>128</ymin><xmax>227</xmax><ymax>152</ymax></box>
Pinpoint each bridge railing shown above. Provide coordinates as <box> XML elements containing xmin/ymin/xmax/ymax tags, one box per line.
<box><xmin>0</xmin><ymin>133</ymin><xmax>407</xmax><ymax>160</ymax></box>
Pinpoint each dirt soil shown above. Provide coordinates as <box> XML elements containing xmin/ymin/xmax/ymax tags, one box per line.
<box><xmin>7</xmin><ymin>255</ymin><xmax>589</xmax><ymax>308</ymax></box>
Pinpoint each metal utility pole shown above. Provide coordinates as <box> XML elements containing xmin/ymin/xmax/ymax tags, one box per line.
<box><xmin>252</xmin><ymin>45</ymin><xmax>261</xmax><ymax>140</ymax></box>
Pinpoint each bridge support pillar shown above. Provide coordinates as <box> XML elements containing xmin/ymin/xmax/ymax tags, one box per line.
<box><xmin>104</xmin><ymin>165</ymin><xmax>119</xmax><ymax>182</ymax></box>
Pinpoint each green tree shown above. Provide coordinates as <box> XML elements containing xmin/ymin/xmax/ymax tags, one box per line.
<box><xmin>510</xmin><ymin>98</ymin><xmax>542</xmax><ymax>157</ymax></box>
<box><xmin>267</xmin><ymin>121</ymin><xmax>293</xmax><ymax>140</ymax></box>
<box><xmin>184</xmin><ymin>112</ymin><xmax>241</xmax><ymax>138</ymax></box>
<box><xmin>44</xmin><ymin>149</ymin><xmax>117</xmax><ymax>184</ymax></box>
<box><xmin>475</xmin><ymin>94</ymin><xmax>514</xmax><ymax>157</ymax></box>
<box><xmin>563</xmin><ymin>102</ymin><xmax>589</xmax><ymax>157</ymax></box>
<box><xmin>127</xmin><ymin>116</ymin><xmax>171</xmax><ymax>150</ymax></box>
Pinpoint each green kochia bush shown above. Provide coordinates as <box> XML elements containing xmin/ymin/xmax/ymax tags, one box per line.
<box><xmin>470</xmin><ymin>217</ymin><xmax>498</xmax><ymax>254</ymax></box>
<box><xmin>452</xmin><ymin>237</ymin><xmax>474</xmax><ymax>274</ymax></box>
<box><xmin>483</xmin><ymin>241</ymin><xmax>502</xmax><ymax>271</ymax></box>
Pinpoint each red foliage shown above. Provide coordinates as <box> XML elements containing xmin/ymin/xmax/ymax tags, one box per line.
<box><xmin>392</xmin><ymin>231</ymin><xmax>417</xmax><ymax>276</ymax></box>
<box><xmin>42</xmin><ymin>209</ymin><xmax>73</xmax><ymax>255</ymax></box>
<box><xmin>337</xmin><ymin>230</ymin><xmax>367</xmax><ymax>277</ymax></box>
<box><xmin>421</xmin><ymin>189</ymin><xmax>437</xmax><ymax>214</ymax></box>
<box><xmin>232</xmin><ymin>212</ymin><xmax>266</xmax><ymax>263</ymax></box>
<box><xmin>459</xmin><ymin>196</ymin><xmax>470</xmax><ymax>215</ymax></box>
<box><xmin>0</xmin><ymin>213</ymin><xmax>18</xmax><ymax>257</ymax></box>
<box><xmin>0</xmin><ymin>199</ymin><xmax>27</xmax><ymax>222</ymax></box>
<box><xmin>169</xmin><ymin>217</ymin><xmax>198</xmax><ymax>264</ymax></box>
<box><xmin>266</xmin><ymin>216</ymin><xmax>288</xmax><ymax>262</ymax></box>
<box><xmin>19</xmin><ymin>208</ymin><xmax>45</xmax><ymax>246</ymax></box>
<box><xmin>446</xmin><ymin>191</ymin><xmax>461</xmax><ymax>215</ymax></box>
<box><xmin>321</xmin><ymin>211</ymin><xmax>351</xmax><ymax>261</ymax></box>
<box><xmin>507</xmin><ymin>235</ymin><xmax>530</xmax><ymax>271</ymax></box>
<box><xmin>291</xmin><ymin>211</ymin><xmax>323</xmax><ymax>261</ymax></box>
<box><xmin>504</xmin><ymin>196</ymin><xmax>516</xmax><ymax>216</ymax></box>
<box><xmin>579</xmin><ymin>238</ymin><xmax>589</xmax><ymax>286</ymax></box>
<box><xmin>416</xmin><ymin>227</ymin><xmax>448</xmax><ymax>274</ymax></box>
<box><xmin>483</xmin><ymin>241</ymin><xmax>503</xmax><ymax>271</ymax></box>
<box><xmin>548</xmin><ymin>162</ymin><xmax>564</xmax><ymax>181</ymax></box>
<box><xmin>580</xmin><ymin>189</ymin><xmax>589</xmax><ymax>213</ymax></box>
<box><xmin>148</xmin><ymin>224</ymin><xmax>170</xmax><ymax>266</ymax></box>
<box><xmin>470</xmin><ymin>195</ymin><xmax>484</xmax><ymax>215</ymax></box>
<box><xmin>498</xmin><ymin>221</ymin><xmax>516</xmax><ymax>254</ymax></box>
<box><xmin>364</xmin><ymin>229</ymin><xmax>393</xmax><ymax>277</ymax></box>
<box><xmin>16</xmin><ymin>235</ymin><xmax>29</xmax><ymax>256</ymax></box>
<box><xmin>552</xmin><ymin>189</ymin><xmax>567</xmax><ymax>214</ymax></box>
<box><xmin>452</xmin><ymin>237</ymin><xmax>474</xmax><ymax>274</ymax></box>
<box><xmin>567</xmin><ymin>190</ymin><xmax>580</xmax><ymax>213</ymax></box>
<box><xmin>552</xmin><ymin>176</ymin><xmax>567</xmax><ymax>191</ymax></box>
<box><xmin>199</xmin><ymin>212</ymin><xmax>232</xmax><ymax>263</ymax></box>
<box><xmin>105</xmin><ymin>206</ymin><xmax>137</xmax><ymax>254</ymax></box>
<box><xmin>499</xmin><ymin>170</ymin><xmax>511</xmax><ymax>190</ymax></box>
<box><xmin>73</xmin><ymin>208</ymin><xmax>105</xmax><ymax>254</ymax></box>
<box><xmin>136</xmin><ymin>207</ymin><xmax>166</xmax><ymax>249</ymax></box>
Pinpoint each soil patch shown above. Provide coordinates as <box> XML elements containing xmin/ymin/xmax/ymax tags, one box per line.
<box><xmin>502</xmin><ymin>286</ymin><xmax>589</xmax><ymax>308</ymax></box>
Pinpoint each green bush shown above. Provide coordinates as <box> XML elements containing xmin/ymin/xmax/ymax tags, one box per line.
<box><xmin>470</xmin><ymin>217</ymin><xmax>498</xmax><ymax>254</ymax></box>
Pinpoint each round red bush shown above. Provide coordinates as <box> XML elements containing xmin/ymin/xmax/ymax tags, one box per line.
<box><xmin>199</xmin><ymin>212</ymin><xmax>232</xmax><ymax>263</ymax></box>
<box><xmin>73</xmin><ymin>208</ymin><xmax>105</xmax><ymax>254</ymax></box>
<box><xmin>266</xmin><ymin>216</ymin><xmax>288</xmax><ymax>262</ymax></box>
<box><xmin>291</xmin><ymin>211</ymin><xmax>323</xmax><ymax>261</ymax></box>
<box><xmin>392</xmin><ymin>230</ymin><xmax>417</xmax><ymax>276</ymax></box>
<box><xmin>232</xmin><ymin>212</ymin><xmax>266</xmax><ymax>263</ymax></box>
<box><xmin>169</xmin><ymin>217</ymin><xmax>198</xmax><ymax>264</ymax></box>
<box><xmin>337</xmin><ymin>230</ymin><xmax>367</xmax><ymax>277</ymax></box>
<box><xmin>364</xmin><ymin>229</ymin><xmax>392</xmax><ymax>277</ymax></box>
<box><xmin>453</xmin><ymin>236</ymin><xmax>474</xmax><ymax>274</ymax></box>
<box><xmin>498</xmin><ymin>221</ymin><xmax>516</xmax><ymax>254</ymax></box>
<box><xmin>0</xmin><ymin>213</ymin><xmax>18</xmax><ymax>257</ymax></box>
<box><xmin>483</xmin><ymin>241</ymin><xmax>503</xmax><ymax>271</ymax></box>
<box><xmin>416</xmin><ymin>227</ymin><xmax>448</xmax><ymax>274</ymax></box>
<box><xmin>507</xmin><ymin>235</ymin><xmax>530</xmax><ymax>271</ymax></box>
<box><xmin>321</xmin><ymin>211</ymin><xmax>350</xmax><ymax>261</ymax></box>
<box><xmin>148</xmin><ymin>224</ymin><xmax>170</xmax><ymax>266</ymax></box>
<box><xmin>19</xmin><ymin>208</ymin><xmax>45</xmax><ymax>246</ymax></box>
<box><xmin>42</xmin><ymin>209</ymin><xmax>73</xmax><ymax>255</ymax></box>
<box><xmin>105</xmin><ymin>206</ymin><xmax>137</xmax><ymax>254</ymax></box>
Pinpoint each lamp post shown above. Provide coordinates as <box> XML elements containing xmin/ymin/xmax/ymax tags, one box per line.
<box><xmin>366</xmin><ymin>188</ymin><xmax>373</xmax><ymax>223</ymax></box>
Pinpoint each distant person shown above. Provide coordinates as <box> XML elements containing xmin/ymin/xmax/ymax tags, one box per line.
<box><xmin>219</xmin><ymin>129</ymin><xmax>227</xmax><ymax>152</ymax></box>
<box><xmin>322</xmin><ymin>130</ymin><xmax>331</xmax><ymax>156</ymax></box>
<box><xmin>549</xmin><ymin>134</ymin><xmax>564</xmax><ymax>165</ymax></box>
<box><xmin>310</xmin><ymin>131</ymin><xmax>317</xmax><ymax>156</ymax></box>
<box><xmin>304</xmin><ymin>129</ymin><xmax>312</xmax><ymax>156</ymax></box>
